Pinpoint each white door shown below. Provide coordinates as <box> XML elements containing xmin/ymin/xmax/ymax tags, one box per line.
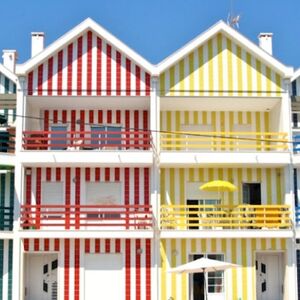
<box><xmin>26</xmin><ymin>254</ymin><xmax>58</xmax><ymax>300</ymax></box>
<box><xmin>256</xmin><ymin>253</ymin><xmax>283</xmax><ymax>300</ymax></box>
<box><xmin>84</xmin><ymin>253</ymin><xmax>124</xmax><ymax>300</ymax></box>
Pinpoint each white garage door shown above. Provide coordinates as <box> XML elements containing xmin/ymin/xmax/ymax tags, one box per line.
<box><xmin>84</xmin><ymin>253</ymin><xmax>124</xmax><ymax>300</ymax></box>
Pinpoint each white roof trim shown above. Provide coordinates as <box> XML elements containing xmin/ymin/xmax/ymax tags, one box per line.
<box><xmin>291</xmin><ymin>68</ymin><xmax>300</xmax><ymax>82</ymax></box>
<box><xmin>155</xmin><ymin>20</ymin><xmax>293</xmax><ymax>78</ymax></box>
<box><xmin>0</xmin><ymin>64</ymin><xmax>17</xmax><ymax>83</ymax></box>
<box><xmin>16</xmin><ymin>18</ymin><xmax>154</xmax><ymax>75</ymax></box>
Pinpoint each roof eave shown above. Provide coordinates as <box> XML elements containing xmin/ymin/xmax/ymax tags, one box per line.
<box><xmin>0</xmin><ymin>64</ymin><xmax>17</xmax><ymax>83</ymax></box>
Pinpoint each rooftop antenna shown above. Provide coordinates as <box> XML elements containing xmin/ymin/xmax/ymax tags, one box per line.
<box><xmin>227</xmin><ymin>0</ymin><xmax>241</xmax><ymax>29</ymax></box>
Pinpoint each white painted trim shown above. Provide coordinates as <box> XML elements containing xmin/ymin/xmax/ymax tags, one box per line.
<box><xmin>291</xmin><ymin>68</ymin><xmax>300</xmax><ymax>82</ymax></box>
<box><xmin>16</xmin><ymin>18</ymin><xmax>154</xmax><ymax>75</ymax></box>
<box><xmin>0</xmin><ymin>64</ymin><xmax>17</xmax><ymax>83</ymax></box>
<box><xmin>155</xmin><ymin>20</ymin><xmax>293</xmax><ymax>78</ymax></box>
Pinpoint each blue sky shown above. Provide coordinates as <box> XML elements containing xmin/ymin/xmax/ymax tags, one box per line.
<box><xmin>1</xmin><ymin>0</ymin><xmax>299</xmax><ymax>68</ymax></box>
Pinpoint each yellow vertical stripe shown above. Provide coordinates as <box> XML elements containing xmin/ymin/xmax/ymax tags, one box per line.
<box><xmin>184</xmin><ymin>111</ymin><xmax>189</xmax><ymax>124</ymax></box>
<box><xmin>271</xmin><ymin>238</ymin><xmax>276</xmax><ymax>250</ymax></box>
<box><xmin>276</xmin><ymin>168</ymin><xmax>282</xmax><ymax>205</ymax></box>
<box><xmin>231</xmin><ymin>239</ymin><xmax>237</xmax><ymax>299</ymax></box>
<box><xmin>241</xmin><ymin>239</ymin><xmax>248</xmax><ymax>300</ymax></box>
<box><xmin>189</xmin><ymin>52</ymin><xmax>195</xmax><ymax>96</ymax></box>
<box><xmin>193</xmin><ymin>111</ymin><xmax>198</xmax><ymax>125</ymax></box>
<box><xmin>264</xmin><ymin>112</ymin><xmax>269</xmax><ymax>131</ymax></box>
<box><xmin>281</xmin><ymin>238</ymin><xmax>286</xmax><ymax>250</ymax></box>
<box><xmin>189</xmin><ymin>169</ymin><xmax>195</xmax><ymax>182</ymax></box>
<box><xmin>217</xmin><ymin>34</ymin><xmax>223</xmax><ymax>95</ymax></box>
<box><xmin>256</xmin><ymin>112</ymin><xmax>261</xmax><ymax>150</ymax></box>
<box><xmin>161</xmin><ymin>169</ymin><xmax>166</xmax><ymax>205</ymax></box>
<box><xmin>208</xmin><ymin>169</ymin><xmax>214</xmax><ymax>181</ymax></box>
<box><xmin>211</xmin><ymin>112</ymin><xmax>216</xmax><ymax>131</ymax></box>
<box><xmin>198</xmin><ymin>169</ymin><xmax>204</xmax><ymax>182</ymax></box>
<box><xmin>202</xmin><ymin>111</ymin><xmax>207</xmax><ymax>125</ymax></box>
<box><xmin>238</xmin><ymin>169</ymin><xmax>243</xmax><ymax>202</ymax></box>
<box><xmin>266</xmin><ymin>67</ymin><xmax>272</xmax><ymax>94</ymax></box>
<box><xmin>261</xmin><ymin>239</ymin><xmax>266</xmax><ymax>250</ymax></box>
<box><xmin>208</xmin><ymin>39</ymin><xmax>213</xmax><ymax>95</ymax></box>
<box><xmin>181</xmin><ymin>240</ymin><xmax>187</xmax><ymax>299</ymax></box>
<box><xmin>175</xmin><ymin>111</ymin><xmax>180</xmax><ymax>148</ymax></box>
<box><xmin>266</xmin><ymin>169</ymin><xmax>272</xmax><ymax>205</ymax></box>
<box><xmin>247</xmin><ymin>111</ymin><xmax>252</xmax><ymax>124</ymax></box>
<box><xmin>211</xmin><ymin>239</ymin><xmax>216</xmax><ymax>252</ymax></box>
<box><xmin>228</xmin><ymin>169</ymin><xmax>233</xmax><ymax>205</ymax></box>
<box><xmin>236</xmin><ymin>46</ymin><xmax>243</xmax><ymax>96</ymax></box>
<box><xmin>227</xmin><ymin>39</ymin><xmax>233</xmax><ymax>96</ymax></box>
<box><xmin>238</xmin><ymin>112</ymin><xmax>243</xmax><ymax>125</ymax></box>
<box><xmin>160</xmin><ymin>72</ymin><xmax>165</xmax><ymax>96</ymax></box>
<box><xmin>251</xmin><ymin>239</ymin><xmax>257</xmax><ymax>298</ymax></box>
<box><xmin>179</xmin><ymin>59</ymin><xmax>185</xmax><ymax>96</ymax></box>
<box><xmin>275</xmin><ymin>73</ymin><xmax>282</xmax><ymax>96</ymax></box>
<box><xmin>191</xmin><ymin>239</ymin><xmax>196</xmax><ymax>253</ymax></box>
<box><xmin>198</xmin><ymin>46</ymin><xmax>204</xmax><ymax>95</ymax></box>
<box><xmin>179</xmin><ymin>169</ymin><xmax>185</xmax><ymax>206</ymax></box>
<box><xmin>160</xmin><ymin>240</ymin><xmax>167</xmax><ymax>300</ymax></box>
<box><xmin>256</xmin><ymin>60</ymin><xmax>262</xmax><ymax>96</ymax></box>
<box><xmin>170</xmin><ymin>66</ymin><xmax>175</xmax><ymax>96</ymax></box>
<box><xmin>246</xmin><ymin>52</ymin><xmax>253</xmax><ymax>96</ymax></box>
<box><xmin>170</xmin><ymin>168</ymin><xmax>175</xmax><ymax>203</ymax></box>
<box><xmin>167</xmin><ymin>111</ymin><xmax>172</xmax><ymax>149</ymax></box>
<box><xmin>171</xmin><ymin>239</ymin><xmax>176</xmax><ymax>298</ymax></box>
<box><xmin>201</xmin><ymin>239</ymin><xmax>206</xmax><ymax>253</ymax></box>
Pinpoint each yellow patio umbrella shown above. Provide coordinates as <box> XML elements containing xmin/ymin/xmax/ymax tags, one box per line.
<box><xmin>199</xmin><ymin>180</ymin><xmax>237</xmax><ymax>192</ymax></box>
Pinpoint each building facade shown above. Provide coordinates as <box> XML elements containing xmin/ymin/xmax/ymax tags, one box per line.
<box><xmin>0</xmin><ymin>18</ymin><xmax>299</xmax><ymax>300</ymax></box>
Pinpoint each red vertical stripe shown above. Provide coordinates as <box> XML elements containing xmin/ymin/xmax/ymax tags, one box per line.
<box><xmin>47</xmin><ymin>57</ymin><xmax>53</xmax><ymax>95</ymax></box>
<box><xmin>44</xmin><ymin>239</ymin><xmax>49</xmax><ymax>251</ymax></box>
<box><xmin>28</xmin><ymin>71</ymin><xmax>33</xmax><ymax>95</ymax></box>
<box><xmin>105</xmin><ymin>168</ymin><xmax>110</xmax><ymax>181</ymax></box>
<box><xmin>25</xmin><ymin>169</ymin><xmax>32</xmax><ymax>205</ymax></box>
<box><xmin>37</xmin><ymin>64</ymin><xmax>43</xmax><ymax>95</ymax></box>
<box><xmin>95</xmin><ymin>239</ymin><xmax>100</xmax><ymax>253</ymax></box>
<box><xmin>107</xmin><ymin>110</ymin><xmax>112</xmax><ymax>124</ymax></box>
<box><xmin>146</xmin><ymin>239</ymin><xmax>151</xmax><ymax>300</ymax></box>
<box><xmin>64</xmin><ymin>239</ymin><xmax>70</xmax><ymax>300</ymax></box>
<box><xmin>145</xmin><ymin>73</ymin><xmax>151</xmax><ymax>96</ymax></box>
<box><xmin>57</xmin><ymin>50</ymin><xmax>63</xmax><ymax>95</ymax></box>
<box><xmin>75</xmin><ymin>168</ymin><xmax>81</xmax><ymax>229</ymax></box>
<box><xmin>36</xmin><ymin>168</ymin><xmax>41</xmax><ymax>229</ymax></box>
<box><xmin>105</xmin><ymin>239</ymin><xmax>110</xmax><ymax>253</ymax></box>
<box><xmin>65</xmin><ymin>168</ymin><xmax>71</xmax><ymax>229</ymax></box>
<box><xmin>144</xmin><ymin>168</ymin><xmax>149</xmax><ymax>207</ymax></box>
<box><xmin>106</xmin><ymin>44</ymin><xmax>112</xmax><ymax>95</ymax></box>
<box><xmin>95</xmin><ymin>168</ymin><xmax>100</xmax><ymax>182</ymax></box>
<box><xmin>56</xmin><ymin>168</ymin><xmax>61</xmax><ymax>181</ymax></box>
<box><xmin>134</xmin><ymin>168</ymin><xmax>139</xmax><ymax>205</ymax></box>
<box><xmin>55</xmin><ymin>239</ymin><xmax>60</xmax><ymax>251</ymax></box>
<box><xmin>116</xmin><ymin>51</ymin><xmax>121</xmax><ymax>95</ymax></box>
<box><xmin>46</xmin><ymin>168</ymin><xmax>51</xmax><ymax>181</ymax></box>
<box><xmin>77</xmin><ymin>37</ymin><xmax>83</xmax><ymax>95</ymax></box>
<box><xmin>143</xmin><ymin>110</ymin><xmax>149</xmax><ymax>149</ymax></box>
<box><xmin>44</xmin><ymin>111</ymin><xmax>49</xmax><ymax>132</ymax></box>
<box><xmin>89</xmin><ymin>110</ymin><xmax>94</xmax><ymax>124</ymax></box>
<box><xmin>85</xmin><ymin>168</ymin><xmax>90</xmax><ymax>181</ymax></box>
<box><xmin>98</xmin><ymin>110</ymin><xmax>103</xmax><ymax>124</ymax></box>
<box><xmin>87</xmin><ymin>31</ymin><xmax>93</xmax><ymax>95</ymax></box>
<box><xmin>80</xmin><ymin>110</ymin><xmax>85</xmax><ymax>137</ymax></box>
<box><xmin>126</xmin><ymin>239</ymin><xmax>131</xmax><ymax>300</ymax></box>
<box><xmin>116</xmin><ymin>110</ymin><xmax>121</xmax><ymax>124</ymax></box>
<box><xmin>115</xmin><ymin>168</ymin><xmax>120</xmax><ymax>181</ymax></box>
<box><xmin>125</xmin><ymin>168</ymin><xmax>129</xmax><ymax>205</ymax></box>
<box><xmin>75</xmin><ymin>239</ymin><xmax>80</xmax><ymax>300</ymax></box>
<box><xmin>96</xmin><ymin>37</ymin><xmax>102</xmax><ymax>95</ymax></box>
<box><xmin>71</xmin><ymin>110</ymin><xmax>76</xmax><ymax>131</ymax></box>
<box><xmin>53</xmin><ymin>110</ymin><xmax>58</xmax><ymax>123</ymax></box>
<box><xmin>34</xmin><ymin>239</ymin><xmax>39</xmax><ymax>251</ymax></box>
<box><xmin>136</xmin><ymin>65</ymin><xmax>141</xmax><ymax>96</ymax></box>
<box><xmin>67</xmin><ymin>43</ymin><xmax>73</xmax><ymax>96</ymax></box>
<box><xmin>62</xmin><ymin>110</ymin><xmax>67</xmax><ymax>123</ymax></box>
<box><xmin>134</xmin><ymin>110</ymin><xmax>139</xmax><ymax>147</ymax></box>
<box><xmin>85</xmin><ymin>239</ymin><xmax>90</xmax><ymax>253</ymax></box>
<box><xmin>136</xmin><ymin>239</ymin><xmax>141</xmax><ymax>300</ymax></box>
<box><xmin>24</xmin><ymin>239</ymin><xmax>29</xmax><ymax>251</ymax></box>
<box><xmin>125</xmin><ymin>110</ymin><xmax>130</xmax><ymax>148</ymax></box>
<box><xmin>126</xmin><ymin>58</ymin><xmax>131</xmax><ymax>96</ymax></box>
<box><xmin>115</xmin><ymin>239</ymin><xmax>121</xmax><ymax>253</ymax></box>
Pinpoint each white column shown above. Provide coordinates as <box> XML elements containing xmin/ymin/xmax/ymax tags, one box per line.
<box><xmin>285</xmin><ymin>239</ymin><xmax>298</xmax><ymax>300</ymax></box>
<box><xmin>12</xmin><ymin>237</ymin><xmax>23</xmax><ymax>300</ymax></box>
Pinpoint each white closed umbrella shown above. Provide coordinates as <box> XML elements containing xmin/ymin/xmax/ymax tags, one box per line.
<box><xmin>169</xmin><ymin>257</ymin><xmax>240</xmax><ymax>300</ymax></box>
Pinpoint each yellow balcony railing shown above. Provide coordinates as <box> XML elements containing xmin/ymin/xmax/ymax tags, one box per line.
<box><xmin>160</xmin><ymin>131</ymin><xmax>288</xmax><ymax>151</ymax></box>
<box><xmin>160</xmin><ymin>204</ymin><xmax>291</xmax><ymax>230</ymax></box>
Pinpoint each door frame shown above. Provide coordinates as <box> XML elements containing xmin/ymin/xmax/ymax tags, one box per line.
<box><xmin>24</xmin><ymin>252</ymin><xmax>60</xmax><ymax>300</ymax></box>
<box><xmin>255</xmin><ymin>251</ymin><xmax>285</xmax><ymax>300</ymax></box>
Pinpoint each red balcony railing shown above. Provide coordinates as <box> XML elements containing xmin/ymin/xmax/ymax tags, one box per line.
<box><xmin>20</xmin><ymin>204</ymin><xmax>153</xmax><ymax>230</ymax></box>
<box><xmin>22</xmin><ymin>130</ymin><xmax>151</xmax><ymax>150</ymax></box>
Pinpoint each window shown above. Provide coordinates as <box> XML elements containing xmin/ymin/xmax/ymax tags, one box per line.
<box><xmin>50</xmin><ymin>125</ymin><xmax>68</xmax><ymax>150</ymax></box>
<box><xmin>181</xmin><ymin>124</ymin><xmax>213</xmax><ymax>149</ymax></box>
<box><xmin>242</xmin><ymin>183</ymin><xmax>261</xmax><ymax>205</ymax></box>
<box><xmin>86</xmin><ymin>182</ymin><xmax>121</xmax><ymax>218</ymax></box>
<box><xmin>90</xmin><ymin>125</ymin><xmax>122</xmax><ymax>149</ymax></box>
<box><xmin>42</xmin><ymin>182</ymin><xmax>64</xmax><ymax>218</ymax></box>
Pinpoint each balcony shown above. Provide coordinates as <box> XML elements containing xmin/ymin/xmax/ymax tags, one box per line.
<box><xmin>0</xmin><ymin>206</ymin><xmax>14</xmax><ymax>231</ymax></box>
<box><xmin>20</xmin><ymin>204</ymin><xmax>153</xmax><ymax>231</ymax></box>
<box><xmin>160</xmin><ymin>204</ymin><xmax>291</xmax><ymax>230</ymax></box>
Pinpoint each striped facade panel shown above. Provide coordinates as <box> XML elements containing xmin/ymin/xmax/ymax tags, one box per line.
<box><xmin>27</xmin><ymin>31</ymin><xmax>151</xmax><ymax>96</ymax></box>
<box><xmin>160</xmin><ymin>238</ymin><xmax>286</xmax><ymax>300</ymax></box>
<box><xmin>39</xmin><ymin>109</ymin><xmax>148</xmax><ymax>132</ymax></box>
<box><xmin>0</xmin><ymin>239</ymin><xmax>13</xmax><ymax>300</ymax></box>
<box><xmin>0</xmin><ymin>171</ymin><xmax>14</xmax><ymax>208</ymax></box>
<box><xmin>161</xmin><ymin>168</ymin><xmax>283</xmax><ymax>205</ymax></box>
<box><xmin>25</xmin><ymin>167</ymin><xmax>150</xmax><ymax>206</ymax></box>
<box><xmin>159</xmin><ymin>33</ymin><xmax>283</xmax><ymax>97</ymax></box>
<box><xmin>0</xmin><ymin>73</ymin><xmax>16</xmax><ymax>94</ymax></box>
<box><xmin>23</xmin><ymin>238</ymin><xmax>152</xmax><ymax>300</ymax></box>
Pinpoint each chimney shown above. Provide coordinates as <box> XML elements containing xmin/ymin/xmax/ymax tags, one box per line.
<box><xmin>31</xmin><ymin>32</ymin><xmax>45</xmax><ymax>57</ymax></box>
<box><xmin>2</xmin><ymin>50</ymin><xmax>17</xmax><ymax>73</ymax></box>
<box><xmin>258</xmin><ymin>33</ymin><xmax>273</xmax><ymax>55</ymax></box>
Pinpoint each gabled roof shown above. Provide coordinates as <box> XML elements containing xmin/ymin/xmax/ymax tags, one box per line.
<box><xmin>155</xmin><ymin>20</ymin><xmax>293</xmax><ymax>78</ymax></box>
<box><xmin>0</xmin><ymin>64</ymin><xmax>17</xmax><ymax>83</ymax></box>
<box><xmin>16</xmin><ymin>18</ymin><xmax>154</xmax><ymax>75</ymax></box>
<box><xmin>292</xmin><ymin>68</ymin><xmax>300</xmax><ymax>82</ymax></box>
